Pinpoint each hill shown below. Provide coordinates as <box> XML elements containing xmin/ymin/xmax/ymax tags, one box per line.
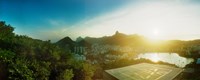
<box><xmin>84</xmin><ymin>31</ymin><xmax>146</xmax><ymax>47</ymax></box>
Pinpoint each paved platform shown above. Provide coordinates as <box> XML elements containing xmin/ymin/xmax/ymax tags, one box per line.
<box><xmin>105</xmin><ymin>63</ymin><xmax>183</xmax><ymax>80</ymax></box>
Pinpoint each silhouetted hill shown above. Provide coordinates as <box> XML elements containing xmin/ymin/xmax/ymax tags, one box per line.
<box><xmin>76</xmin><ymin>36</ymin><xmax>84</xmax><ymax>42</ymax></box>
<box><xmin>56</xmin><ymin>36</ymin><xmax>75</xmax><ymax>45</ymax></box>
<box><xmin>56</xmin><ymin>36</ymin><xmax>75</xmax><ymax>52</ymax></box>
<box><xmin>84</xmin><ymin>31</ymin><xmax>146</xmax><ymax>47</ymax></box>
<box><xmin>56</xmin><ymin>36</ymin><xmax>92</xmax><ymax>52</ymax></box>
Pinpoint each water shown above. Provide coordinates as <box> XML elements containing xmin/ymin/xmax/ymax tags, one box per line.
<box><xmin>136</xmin><ymin>53</ymin><xmax>194</xmax><ymax>68</ymax></box>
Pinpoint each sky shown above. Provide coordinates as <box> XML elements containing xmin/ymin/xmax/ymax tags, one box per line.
<box><xmin>1</xmin><ymin>0</ymin><xmax>200</xmax><ymax>42</ymax></box>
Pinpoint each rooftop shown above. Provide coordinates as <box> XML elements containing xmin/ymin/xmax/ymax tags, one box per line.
<box><xmin>105</xmin><ymin>63</ymin><xmax>183</xmax><ymax>80</ymax></box>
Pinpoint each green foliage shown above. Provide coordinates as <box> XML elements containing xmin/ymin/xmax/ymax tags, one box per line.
<box><xmin>0</xmin><ymin>21</ymin><xmax>95</xmax><ymax>80</ymax></box>
<box><xmin>82</xmin><ymin>63</ymin><xmax>95</xmax><ymax>80</ymax></box>
<box><xmin>8</xmin><ymin>57</ymin><xmax>34</xmax><ymax>80</ymax></box>
<box><xmin>56</xmin><ymin>69</ymin><xmax>74</xmax><ymax>80</ymax></box>
<box><xmin>29</xmin><ymin>60</ymin><xmax>51</xmax><ymax>80</ymax></box>
<box><xmin>0</xmin><ymin>21</ymin><xmax>14</xmax><ymax>41</ymax></box>
<box><xmin>0</xmin><ymin>50</ymin><xmax>15</xmax><ymax>63</ymax></box>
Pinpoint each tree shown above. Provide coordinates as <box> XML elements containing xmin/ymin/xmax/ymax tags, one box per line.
<box><xmin>0</xmin><ymin>21</ymin><xmax>95</xmax><ymax>80</ymax></box>
<box><xmin>82</xmin><ymin>63</ymin><xmax>95</xmax><ymax>80</ymax></box>
<box><xmin>0</xmin><ymin>21</ymin><xmax>14</xmax><ymax>41</ymax></box>
<box><xmin>56</xmin><ymin>69</ymin><xmax>74</xmax><ymax>80</ymax></box>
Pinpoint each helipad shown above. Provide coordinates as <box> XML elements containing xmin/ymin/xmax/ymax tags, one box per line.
<box><xmin>104</xmin><ymin>63</ymin><xmax>183</xmax><ymax>80</ymax></box>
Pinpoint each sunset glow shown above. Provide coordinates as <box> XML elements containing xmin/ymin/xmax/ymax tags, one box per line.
<box><xmin>69</xmin><ymin>0</ymin><xmax>200</xmax><ymax>41</ymax></box>
<box><xmin>150</xmin><ymin>54</ymin><xmax>160</xmax><ymax>62</ymax></box>
<box><xmin>2</xmin><ymin>0</ymin><xmax>200</xmax><ymax>41</ymax></box>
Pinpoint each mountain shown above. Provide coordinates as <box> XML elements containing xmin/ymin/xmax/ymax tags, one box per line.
<box><xmin>76</xmin><ymin>36</ymin><xmax>84</xmax><ymax>42</ymax></box>
<box><xmin>56</xmin><ymin>36</ymin><xmax>75</xmax><ymax>52</ymax></box>
<box><xmin>56</xmin><ymin>36</ymin><xmax>92</xmax><ymax>52</ymax></box>
<box><xmin>84</xmin><ymin>31</ymin><xmax>146</xmax><ymax>47</ymax></box>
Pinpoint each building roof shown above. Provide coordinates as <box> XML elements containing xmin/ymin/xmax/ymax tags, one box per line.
<box><xmin>105</xmin><ymin>63</ymin><xmax>183</xmax><ymax>80</ymax></box>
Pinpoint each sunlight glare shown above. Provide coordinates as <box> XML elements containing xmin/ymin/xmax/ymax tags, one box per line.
<box><xmin>153</xmin><ymin>29</ymin><xmax>159</xmax><ymax>36</ymax></box>
<box><xmin>150</xmin><ymin>54</ymin><xmax>160</xmax><ymax>62</ymax></box>
<box><xmin>146</xmin><ymin>28</ymin><xmax>163</xmax><ymax>42</ymax></box>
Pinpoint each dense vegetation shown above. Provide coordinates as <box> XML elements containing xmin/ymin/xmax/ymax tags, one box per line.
<box><xmin>0</xmin><ymin>21</ymin><xmax>95</xmax><ymax>80</ymax></box>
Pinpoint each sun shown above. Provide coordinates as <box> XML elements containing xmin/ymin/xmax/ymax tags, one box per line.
<box><xmin>152</xmin><ymin>28</ymin><xmax>160</xmax><ymax>40</ymax></box>
<box><xmin>146</xmin><ymin>28</ymin><xmax>162</xmax><ymax>42</ymax></box>
<box><xmin>153</xmin><ymin>29</ymin><xmax>159</xmax><ymax>36</ymax></box>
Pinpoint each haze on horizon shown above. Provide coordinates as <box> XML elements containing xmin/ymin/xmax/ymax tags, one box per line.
<box><xmin>1</xmin><ymin>0</ymin><xmax>200</xmax><ymax>41</ymax></box>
